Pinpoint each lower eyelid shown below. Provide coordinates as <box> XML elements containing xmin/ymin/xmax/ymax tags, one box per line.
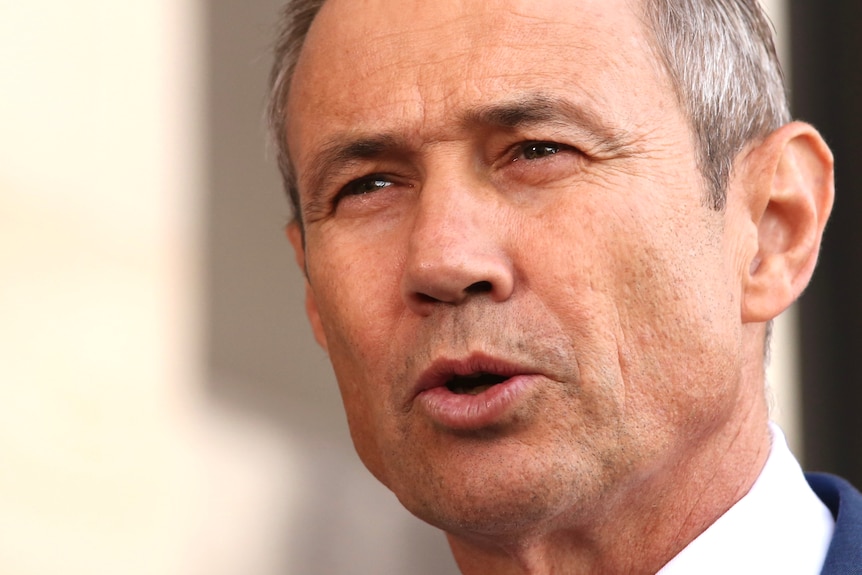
<box><xmin>502</xmin><ymin>147</ymin><xmax>585</xmax><ymax>182</ymax></box>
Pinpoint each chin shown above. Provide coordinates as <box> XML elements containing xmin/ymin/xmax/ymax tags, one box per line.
<box><xmin>388</xmin><ymin>445</ymin><xmax>616</xmax><ymax>540</ymax></box>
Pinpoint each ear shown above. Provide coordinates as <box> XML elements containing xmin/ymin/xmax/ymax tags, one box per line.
<box><xmin>287</xmin><ymin>222</ymin><xmax>329</xmax><ymax>351</ymax></box>
<box><xmin>741</xmin><ymin>121</ymin><xmax>834</xmax><ymax>323</ymax></box>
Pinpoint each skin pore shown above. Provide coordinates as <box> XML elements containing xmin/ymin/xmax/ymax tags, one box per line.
<box><xmin>283</xmin><ymin>0</ymin><xmax>834</xmax><ymax>573</ymax></box>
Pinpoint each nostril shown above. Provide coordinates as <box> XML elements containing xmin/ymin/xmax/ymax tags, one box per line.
<box><xmin>415</xmin><ymin>292</ymin><xmax>438</xmax><ymax>304</ymax></box>
<box><xmin>465</xmin><ymin>280</ymin><xmax>493</xmax><ymax>294</ymax></box>
<box><xmin>411</xmin><ymin>280</ymin><xmax>495</xmax><ymax>307</ymax></box>
<box><xmin>401</xmin><ymin>250</ymin><xmax>514</xmax><ymax>309</ymax></box>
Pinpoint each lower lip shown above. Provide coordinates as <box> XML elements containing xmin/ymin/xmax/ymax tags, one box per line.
<box><xmin>415</xmin><ymin>375</ymin><xmax>537</xmax><ymax>431</ymax></box>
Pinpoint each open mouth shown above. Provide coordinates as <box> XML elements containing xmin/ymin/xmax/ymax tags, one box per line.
<box><xmin>444</xmin><ymin>372</ymin><xmax>509</xmax><ymax>395</ymax></box>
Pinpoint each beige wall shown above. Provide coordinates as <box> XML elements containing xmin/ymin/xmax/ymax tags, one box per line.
<box><xmin>0</xmin><ymin>1</ymin><xmax>206</xmax><ymax>573</ymax></box>
<box><xmin>0</xmin><ymin>2</ymin><xmax>282</xmax><ymax>573</ymax></box>
<box><xmin>0</xmin><ymin>1</ymin><xmax>794</xmax><ymax>574</ymax></box>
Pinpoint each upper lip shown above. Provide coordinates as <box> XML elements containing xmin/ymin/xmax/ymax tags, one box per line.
<box><xmin>411</xmin><ymin>353</ymin><xmax>535</xmax><ymax>400</ymax></box>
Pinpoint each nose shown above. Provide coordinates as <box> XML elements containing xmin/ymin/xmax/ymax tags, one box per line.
<box><xmin>400</xmin><ymin>177</ymin><xmax>515</xmax><ymax>314</ymax></box>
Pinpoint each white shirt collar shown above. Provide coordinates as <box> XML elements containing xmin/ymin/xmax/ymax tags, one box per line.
<box><xmin>657</xmin><ymin>423</ymin><xmax>834</xmax><ymax>574</ymax></box>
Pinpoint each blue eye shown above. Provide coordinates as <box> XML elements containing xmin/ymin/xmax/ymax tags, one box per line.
<box><xmin>522</xmin><ymin>142</ymin><xmax>561</xmax><ymax>160</ymax></box>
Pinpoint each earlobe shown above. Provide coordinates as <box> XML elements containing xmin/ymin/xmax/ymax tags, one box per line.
<box><xmin>741</xmin><ymin>122</ymin><xmax>835</xmax><ymax>323</ymax></box>
<box><xmin>287</xmin><ymin>222</ymin><xmax>329</xmax><ymax>351</ymax></box>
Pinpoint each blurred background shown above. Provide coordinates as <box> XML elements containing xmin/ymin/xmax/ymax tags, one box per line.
<box><xmin>1</xmin><ymin>0</ymin><xmax>859</xmax><ymax>573</ymax></box>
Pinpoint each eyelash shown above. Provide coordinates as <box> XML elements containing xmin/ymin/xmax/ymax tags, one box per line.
<box><xmin>334</xmin><ymin>140</ymin><xmax>575</xmax><ymax>203</ymax></box>
<box><xmin>512</xmin><ymin>141</ymin><xmax>570</xmax><ymax>162</ymax></box>
<box><xmin>341</xmin><ymin>175</ymin><xmax>394</xmax><ymax>197</ymax></box>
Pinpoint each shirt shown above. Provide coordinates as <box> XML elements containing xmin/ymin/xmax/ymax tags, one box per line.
<box><xmin>658</xmin><ymin>423</ymin><xmax>835</xmax><ymax>574</ymax></box>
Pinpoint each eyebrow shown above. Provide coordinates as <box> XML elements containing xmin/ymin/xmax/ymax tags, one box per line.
<box><xmin>465</xmin><ymin>92</ymin><xmax>617</xmax><ymax>139</ymax></box>
<box><xmin>463</xmin><ymin>93</ymin><xmax>630</xmax><ymax>152</ymax></box>
<box><xmin>301</xmin><ymin>133</ymin><xmax>407</xmax><ymax>212</ymax></box>
<box><xmin>299</xmin><ymin>92</ymin><xmax>630</xmax><ymax>208</ymax></box>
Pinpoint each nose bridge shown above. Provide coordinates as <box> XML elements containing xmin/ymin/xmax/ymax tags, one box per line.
<box><xmin>411</xmin><ymin>173</ymin><xmax>480</xmax><ymax>260</ymax></box>
<box><xmin>401</xmin><ymin>167</ymin><xmax>514</xmax><ymax>311</ymax></box>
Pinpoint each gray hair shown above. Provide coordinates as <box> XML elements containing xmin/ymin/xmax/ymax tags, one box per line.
<box><xmin>268</xmin><ymin>0</ymin><xmax>791</xmax><ymax>221</ymax></box>
<box><xmin>268</xmin><ymin>0</ymin><xmax>326</xmax><ymax>225</ymax></box>
<box><xmin>642</xmin><ymin>0</ymin><xmax>790</xmax><ymax>210</ymax></box>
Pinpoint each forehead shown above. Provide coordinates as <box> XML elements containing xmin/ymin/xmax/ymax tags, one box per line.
<box><xmin>286</xmin><ymin>0</ymin><xmax>674</xmax><ymax>173</ymax></box>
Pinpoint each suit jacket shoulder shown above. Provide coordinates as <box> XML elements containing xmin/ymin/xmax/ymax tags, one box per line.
<box><xmin>807</xmin><ymin>472</ymin><xmax>862</xmax><ymax>574</ymax></box>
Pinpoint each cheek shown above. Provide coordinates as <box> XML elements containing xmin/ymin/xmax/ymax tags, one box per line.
<box><xmin>528</xmin><ymin>194</ymin><xmax>740</xmax><ymax>413</ymax></box>
<box><xmin>308</xmin><ymin>231</ymin><xmax>404</xmax><ymax>347</ymax></box>
<box><xmin>307</xmin><ymin>245</ymin><xmax>405</xmax><ymax>484</ymax></box>
<box><xmin>612</xmin><ymin>218</ymin><xmax>743</xmax><ymax>426</ymax></box>
<box><xmin>305</xmin><ymin>237</ymin><xmax>404</xmax><ymax>404</ymax></box>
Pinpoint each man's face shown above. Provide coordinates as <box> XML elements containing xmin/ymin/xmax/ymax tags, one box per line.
<box><xmin>286</xmin><ymin>0</ymin><xmax>754</xmax><ymax>535</ymax></box>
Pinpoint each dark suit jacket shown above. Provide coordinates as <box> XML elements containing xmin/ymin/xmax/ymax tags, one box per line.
<box><xmin>807</xmin><ymin>473</ymin><xmax>862</xmax><ymax>574</ymax></box>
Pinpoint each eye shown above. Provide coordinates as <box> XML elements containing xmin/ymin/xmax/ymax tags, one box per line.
<box><xmin>492</xmin><ymin>139</ymin><xmax>584</xmax><ymax>191</ymax></box>
<box><xmin>520</xmin><ymin>142</ymin><xmax>562</xmax><ymax>160</ymax></box>
<box><xmin>342</xmin><ymin>175</ymin><xmax>393</xmax><ymax>196</ymax></box>
<box><xmin>328</xmin><ymin>172</ymin><xmax>413</xmax><ymax>217</ymax></box>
